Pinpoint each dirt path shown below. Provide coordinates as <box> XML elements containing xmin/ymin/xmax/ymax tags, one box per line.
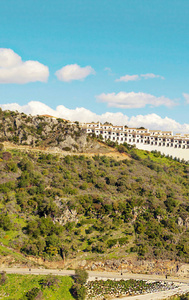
<box><xmin>1</xmin><ymin>268</ymin><xmax>189</xmax><ymax>283</ymax></box>
<box><xmin>3</xmin><ymin>142</ymin><xmax>130</xmax><ymax>161</ymax></box>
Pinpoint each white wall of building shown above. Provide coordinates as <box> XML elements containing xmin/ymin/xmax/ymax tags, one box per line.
<box><xmin>84</xmin><ymin>123</ymin><xmax>189</xmax><ymax>161</ymax></box>
<box><xmin>135</xmin><ymin>144</ymin><xmax>189</xmax><ymax>161</ymax></box>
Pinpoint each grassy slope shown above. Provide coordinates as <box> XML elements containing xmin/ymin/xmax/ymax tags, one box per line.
<box><xmin>0</xmin><ymin>274</ymin><xmax>74</xmax><ymax>300</ymax></box>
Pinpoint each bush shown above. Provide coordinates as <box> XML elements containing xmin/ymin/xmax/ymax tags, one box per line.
<box><xmin>75</xmin><ymin>269</ymin><xmax>88</xmax><ymax>285</ymax></box>
<box><xmin>0</xmin><ymin>271</ymin><xmax>8</xmax><ymax>285</ymax></box>
<box><xmin>72</xmin><ymin>283</ymin><xmax>86</xmax><ymax>300</ymax></box>
<box><xmin>39</xmin><ymin>274</ymin><xmax>60</xmax><ymax>288</ymax></box>
<box><xmin>0</xmin><ymin>214</ymin><xmax>13</xmax><ymax>231</ymax></box>
<box><xmin>71</xmin><ymin>269</ymin><xmax>88</xmax><ymax>300</ymax></box>
<box><xmin>25</xmin><ymin>287</ymin><xmax>43</xmax><ymax>300</ymax></box>
<box><xmin>2</xmin><ymin>151</ymin><xmax>12</xmax><ymax>161</ymax></box>
<box><xmin>7</xmin><ymin>161</ymin><xmax>18</xmax><ymax>172</ymax></box>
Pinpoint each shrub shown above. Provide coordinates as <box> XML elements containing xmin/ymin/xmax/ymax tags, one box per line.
<box><xmin>2</xmin><ymin>151</ymin><xmax>12</xmax><ymax>161</ymax></box>
<box><xmin>0</xmin><ymin>214</ymin><xmax>13</xmax><ymax>231</ymax></box>
<box><xmin>75</xmin><ymin>269</ymin><xmax>88</xmax><ymax>285</ymax></box>
<box><xmin>72</xmin><ymin>269</ymin><xmax>88</xmax><ymax>300</ymax></box>
<box><xmin>7</xmin><ymin>161</ymin><xmax>18</xmax><ymax>172</ymax></box>
<box><xmin>0</xmin><ymin>271</ymin><xmax>8</xmax><ymax>285</ymax></box>
<box><xmin>25</xmin><ymin>287</ymin><xmax>43</xmax><ymax>300</ymax></box>
<box><xmin>39</xmin><ymin>274</ymin><xmax>60</xmax><ymax>288</ymax></box>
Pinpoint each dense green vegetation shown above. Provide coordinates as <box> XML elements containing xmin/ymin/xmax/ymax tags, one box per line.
<box><xmin>0</xmin><ymin>135</ymin><xmax>189</xmax><ymax>263</ymax></box>
<box><xmin>0</xmin><ymin>108</ymin><xmax>188</xmax><ymax>264</ymax></box>
<box><xmin>0</xmin><ymin>273</ymin><xmax>74</xmax><ymax>299</ymax></box>
<box><xmin>71</xmin><ymin>269</ymin><xmax>88</xmax><ymax>300</ymax></box>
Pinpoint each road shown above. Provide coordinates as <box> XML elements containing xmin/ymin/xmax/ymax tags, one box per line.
<box><xmin>1</xmin><ymin>268</ymin><xmax>189</xmax><ymax>299</ymax></box>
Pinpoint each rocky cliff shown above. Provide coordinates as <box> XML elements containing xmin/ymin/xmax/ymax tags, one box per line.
<box><xmin>0</xmin><ymin>110</ymin><xmax>98</xmax><ymax>152</ymax></box>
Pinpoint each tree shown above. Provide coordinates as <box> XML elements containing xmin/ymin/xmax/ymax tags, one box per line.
<box><xmin>75</xmin><ymin>269</ymin><xmax>88</xmax><ymax>285</ymax></box>
<box><xmin>72</xmin><ymin>269</ymin><xmax>88</xmax><ymax>300</ymax></box>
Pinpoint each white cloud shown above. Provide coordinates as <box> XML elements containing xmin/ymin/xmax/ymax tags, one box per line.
<box><xmin>0</xmin><ymin>101</ymin><xmax>188</xmax><ymax>134</ymax></box>
<box><xmin>183</xmin><ymin>93</ymin><xmax>189</xmax><ymax>104</ymax></box>
<box><xmin>97</xmin><ymin>91</ymin><xmax>177</xmax><ymax>108</ymax></box>
<box><xmin>0</xmin><ymin>48</ymin><xmax>21</xmax><ymax>68</ymax></box>
<box><xmin>141</xmin><ymin>73</ymin><xmax>164</xmax><ymax>80</ymax></box>
<box><xmin>0</xmin><ymin>48</ymin><xmax>49</xmax><ymax>84</ymax></box>
<box><xmin>104</xmin><ymin>67</ymin><xmax>112</xmax><ymax>72</ymax></box>
<box><xmin>116</xmin><ymin>73</ymin><xmax>164</xmax><ymax>82</ymax></box>
<box><xmin>115</xmin><ymin>75</ymin><xmax>139</xmax><ymax>82</ymax></box>
<box><xmin>104</xmin><ymin>67</ymin><xmax>114</xmax><ymax>76</ymax></box>
<box><xmin>55</xmin><ymin>64</ymin><xmax>95</xmax><ymax>82</ymax></box>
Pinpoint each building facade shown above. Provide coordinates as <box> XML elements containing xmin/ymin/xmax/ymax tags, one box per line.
<box><xmin>82</xmin><ymin>122</ymin><xmax>189</xmax><ymax>161</ymax></box>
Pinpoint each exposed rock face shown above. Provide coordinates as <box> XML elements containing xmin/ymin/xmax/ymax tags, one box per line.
<box><xmin>52</xmin><ymin>196</ymin><xmax>78</xmax><ymax>225</ymax></box>
<box><xmin>53</xmin><ymin>209</ymin><xmax>78</xmax><ymax>225</ymax></box>
<box><xmin>0</xmin><ymin>111</ymin><xmax>99</xmax><ymax>153</ymax></box>
<box><xmin>185</xmin><ymin>218</ymin><xmax>189</xmax><ymax>228</ymax></box>
<box><xmin>74</xmin><ymin>258</ymin><xmax>189</xmax><ymax>278</ymax></box>
<box><xmin>177</xmin><ymin>217</ymin><xmax>184</xmax><ymax>227</ymax></box>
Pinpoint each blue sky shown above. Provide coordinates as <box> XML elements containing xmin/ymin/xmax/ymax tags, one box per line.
<box><xmin>0</xmin><ymin>0</ymin><xmax>189</xmax><ymax>132</ymax></box>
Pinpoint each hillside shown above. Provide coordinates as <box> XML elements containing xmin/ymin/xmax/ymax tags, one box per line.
<box><xmin>0</xmin><ymin>108</ymin><xmax>98</xmax><ymax>153</ymax></box>
<box><xmin>0</xmin><ymin>109</ymin><xmax>189</xmax><ymax>276</ymax></box>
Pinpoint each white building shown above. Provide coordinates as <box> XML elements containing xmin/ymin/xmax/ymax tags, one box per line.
<box><xmin>82</xmin><ymin>122</ymin><xmax>189</xmax><ymax>161</ymax></box>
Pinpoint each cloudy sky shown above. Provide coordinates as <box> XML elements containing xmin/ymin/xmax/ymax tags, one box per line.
<box><xmin>0</xmin><ymin>0</ymin><xmax>189</xmax><ymax>132</ymax></box>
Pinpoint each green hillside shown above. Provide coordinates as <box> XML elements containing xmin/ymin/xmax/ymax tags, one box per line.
<box><xmin>0</xmin><ymin>141</ymin><xmax>189</xmax><ymax>264</ymax></box>
<box><xmin>0</xmin><ymin>109</ymin><xmax>189</xmax><ymax>265</ymax></box>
